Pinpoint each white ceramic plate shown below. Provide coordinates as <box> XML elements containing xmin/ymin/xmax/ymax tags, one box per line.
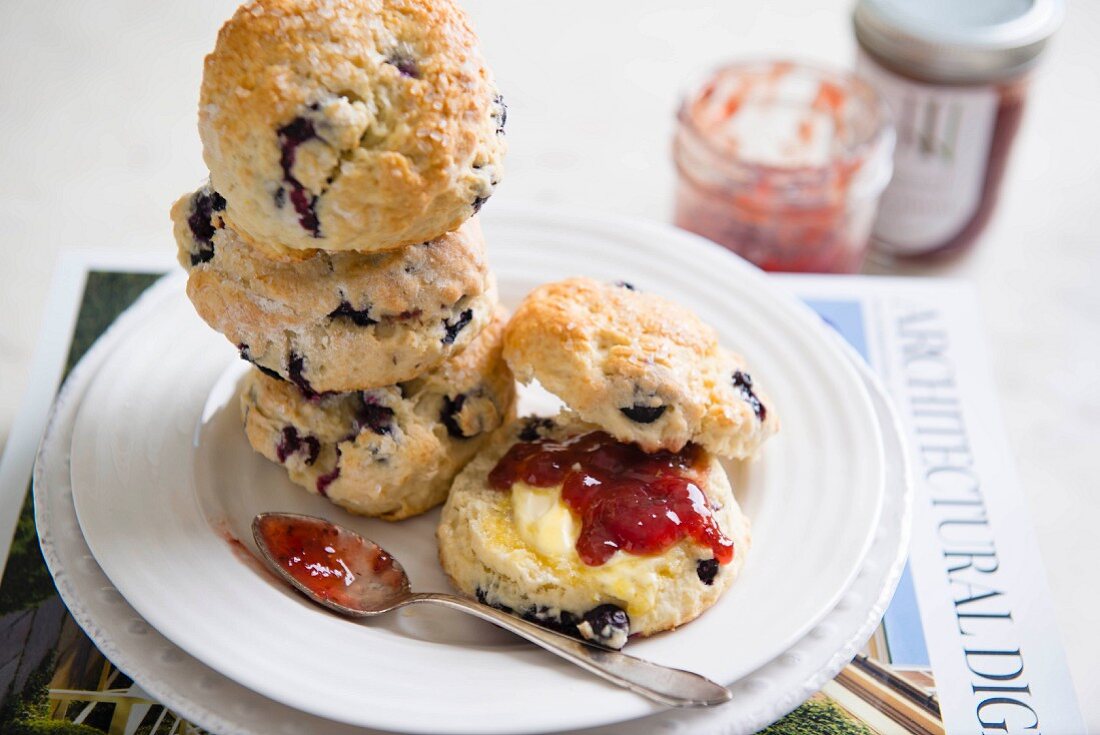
<box><xmin>33</xmin><ymin>267</ymin><xmax>911</xmax><ymax>735</ymax></box>
<box><xmin>67</xmin><ymin>208</ymin><xmax>885</xmax><ymax>734</ymax></box>
<box><xmin>33</xmin><ymin>269</ymin><xmax>911</xmax><ymax>735</ymax></box>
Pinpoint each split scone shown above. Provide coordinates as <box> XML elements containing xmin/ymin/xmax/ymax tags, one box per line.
<box><xmin>199</xmin><ymin>0</ymin><xmax>506</xmax><ymax>254</ymax></box>
<box><xmin>438</xmin><ymin>414</ymin><xmax>751</xmax><ymax>648</ymax></box>
<box><xmin>173</xmin><ymin>184</ymin><xmax>498</xmax><ymax>393</ymax></box>
<box><xmin>502</xmin><ymin>278</ymin><xmax>779</xmax><ymax>458</ymax></box>
<box><xmin>241</xmin><ymin>309</ymin><xmax>514</xmax><ymax>520</ymax></box>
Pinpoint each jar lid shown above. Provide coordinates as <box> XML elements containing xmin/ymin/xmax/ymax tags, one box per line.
<box><xmin>853</xmin><ymin>0</ymin><xmax>1063</xmax><ymax>82</ymax></box>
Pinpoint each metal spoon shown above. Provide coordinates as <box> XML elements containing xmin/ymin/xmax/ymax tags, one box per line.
<box><xmin>251</xmin><ymin>512</ymin><xmax>732</xmax><ymax>708</ymax></box>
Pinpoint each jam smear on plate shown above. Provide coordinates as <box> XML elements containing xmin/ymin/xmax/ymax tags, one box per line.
<box><xmin>489</xmin><ymin>431</ymin><xmax>734</xmax><ymax>567</ymax></box>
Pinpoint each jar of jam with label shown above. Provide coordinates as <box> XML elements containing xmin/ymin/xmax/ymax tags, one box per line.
<box><xmin>854</xmin><ymin>0</ymin><xmax>1063</xmax><ymax>260</ymax></box>
<box><xmin>672</xmin><ymin>61</ymin><xmax>895</xmax><ymax>273</ymax></box>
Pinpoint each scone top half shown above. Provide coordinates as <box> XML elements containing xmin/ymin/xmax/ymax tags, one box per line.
<box><xmin>502</xmin><ymin>278</ymin><xmax>779</xmax><ymax>459</ymax></box>
<box><xmin>172</xmin><ymin>183</ymin><xmax>498</xmax><ymax>393</ymax></box>
<box><xmin>200</xmin><ymin>0</ymin><xmax>506</xmax><ymax>254</ymax></box>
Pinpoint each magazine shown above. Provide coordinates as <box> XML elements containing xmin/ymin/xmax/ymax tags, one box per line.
<box><xmin>0</xmin><ymin>253</ymin><xmax>1084</xmax><ymax>734</ymax></box>
<box><xmin>776</xmin><ymin>275</ymin><xmax>1085</xmax><ymax>734</ymax></box>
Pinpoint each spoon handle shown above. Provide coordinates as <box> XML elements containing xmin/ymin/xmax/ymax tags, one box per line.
<box><xmin>408</xmin><ymin>592</ymin><xmax>732</xmax><ymax>707</ymax></box>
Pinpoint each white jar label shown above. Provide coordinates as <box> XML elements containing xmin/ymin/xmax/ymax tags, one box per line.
<box><xmin>857</xmin><ymin>53</ymin><xmax>998</xmax><ymax>255</ymax></box>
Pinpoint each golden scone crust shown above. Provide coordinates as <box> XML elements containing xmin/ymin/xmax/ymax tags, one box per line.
<box><xmin>502</xmin><ymin>278</ymin><xmax>779</xmax><ymax>458</ymax></box>
<box><xmin>241</xmin><ymin>309</ymin><xmax>515</xmax><ymax>520</ymax></box>
<box><xmin>173</xmin><ymin>185</ymin><xmax>498</xmax><ymax>393</ymax></box>
<box><xmin>437</xmin><ymin>414</ymin><xmax>751</xmax><ymax>647</ymax></box>
<box><xmin>199</xmin><ymin>0</ymin><xmax>506</xmax><ymax>253</ymax></box>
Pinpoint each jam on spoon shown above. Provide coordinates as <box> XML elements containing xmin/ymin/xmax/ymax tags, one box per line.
<box><xmin>488</xmin><ymin>431</ymin><xmax>734</xmax><ymax>567</ymax></box>
<box><xmin>253</xmin><ymin>512</ymin><xmax>408</xmax><ymax>612</ymax></box>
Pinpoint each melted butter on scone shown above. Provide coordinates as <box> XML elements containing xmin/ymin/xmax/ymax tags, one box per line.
<box><xmin>510</xmin><ymin>481</ymin><xmax>676</xmax><ymax>616</ymax></box>
<box><xmin>512</xmin><ymin>482</ymin><xmax>577</xmax><ymax>556</ymax></box>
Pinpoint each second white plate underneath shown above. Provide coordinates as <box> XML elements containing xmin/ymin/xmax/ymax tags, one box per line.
<box><xmin>68</xmin><ymin>208</ymin><xmax>885</xmax><ymax>734</ymax></box>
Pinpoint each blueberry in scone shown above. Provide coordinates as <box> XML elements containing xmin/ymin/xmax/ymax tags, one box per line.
<box><xmin>241</xmin><ymin>309</ymin><xmax>515</xmax><ymax>520</ymax></box>
<box><xmin>502</xmin><ymin>277</ymin><xmax>779</xmax><ymax>458</ymax></box>
<box><xmin>199</xmin><ymin>0</ymin><xmax>507</xmax><ymax>253</ymax></box>
<box><xmin>437</xmin><ymin>414</ymin><xmax>751</xmax><ymax>648</ymax></box>
<box><xmin>173</xmin><ymin>185</ymin><xmax>498</xmax><ymax>393</ymax></box>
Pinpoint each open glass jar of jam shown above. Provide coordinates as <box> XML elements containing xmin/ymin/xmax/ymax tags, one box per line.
<box><xmin>672</xmin><ymin>60</ymin><xmax>895</xmax><ymax>273</ymax></box>
<box><xmin>854</xmin><ymin>0</ymin><xmax>1063</xmax><ymax>260</ymax></box>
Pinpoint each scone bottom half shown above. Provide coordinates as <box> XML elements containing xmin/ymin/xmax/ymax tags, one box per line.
<box><xmin>501</xmin><ymin>278</ymin><xmax>780</xmax><ymax>460</ymax></box>
<box><xmin>437</xmin><ymin>414</ymin><xmax>752</xmax><ymax>649</ymax></box>
<box><xmin>240</xmin><ymin>308</ymin><xmax>515</xmax><ymax>521</ymax></box>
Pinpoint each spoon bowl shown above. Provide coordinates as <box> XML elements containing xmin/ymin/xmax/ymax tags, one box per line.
<box><xmin>252</xmin><ymin>512</ymin><xmax>411</xmax><ymax>617</ymax></box>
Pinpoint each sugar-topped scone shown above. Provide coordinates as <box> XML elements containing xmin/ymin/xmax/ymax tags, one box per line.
<box><xmin>173</xmin><ymin>184</ymin><xmax>497</xmax><ymax>393</ymax></box>
<box><xmin>502</xmin><ymin>278</ymin><xmax>778</xmax><ymax>458</ymax></box>
<box><xmin>437</xmin><ymin>414</ymin><xmax>751</xmax><ymax>648</ymax></box>
<box><xmin>199</xmin><ymin>0</ymin><xmax>506</xmax><ymax>254</ymax></box>
<box><xmin>241</xmin><ymin>309</ymin><xmax>514</xmax><ymax>520</ymax></box>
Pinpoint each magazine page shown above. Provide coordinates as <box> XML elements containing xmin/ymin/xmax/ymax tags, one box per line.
<box><xmin>776</xmin><ymin>275</ymin><xmax>1085</xmax><ymax>734</ymax></box>
<box><xmin>0</xmin><ymin>254</ymin><xmax>180</xmax><ymax>733</ymax></box>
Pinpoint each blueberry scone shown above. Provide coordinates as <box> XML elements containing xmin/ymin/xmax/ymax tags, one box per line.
<box><xmin>199</xmin><ymin>0</ymin><xmax>506</xmax><ymax>254</ymax></box>
<box><xmin>438</xmin><ymin>414</ymin><xmax>751</xmax><ymax>648</ymax></box>
<box><xmin>502</xmin><ymin>278</ymin><xmax>779</xmax><ymax>458</ymax></box>
<box><xmin>241</xmin><ymin>309</ymin><xmax>514</xmax><ymax>520</ymax></box>
<box><xmin>173</xmin><ymin>185</ymin><xmax>498</xmax><ymax>393</ymax></box>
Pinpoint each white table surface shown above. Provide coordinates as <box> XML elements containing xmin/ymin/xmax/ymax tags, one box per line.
<box><xmin>1</xmin><ymin>0</ymin><xmax>1097</xmax><ymax>726</ymax></box>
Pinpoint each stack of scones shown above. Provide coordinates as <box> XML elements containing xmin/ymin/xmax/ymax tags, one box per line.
<box><xmin>172</xmin><ymin>0</ymin><xmax>782</xmax><ymax>650</ymax></box>
<box><xmin>171</xmin><ymin>0</ymin><xmax>514</xmax><ymax>520</ymax></box>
